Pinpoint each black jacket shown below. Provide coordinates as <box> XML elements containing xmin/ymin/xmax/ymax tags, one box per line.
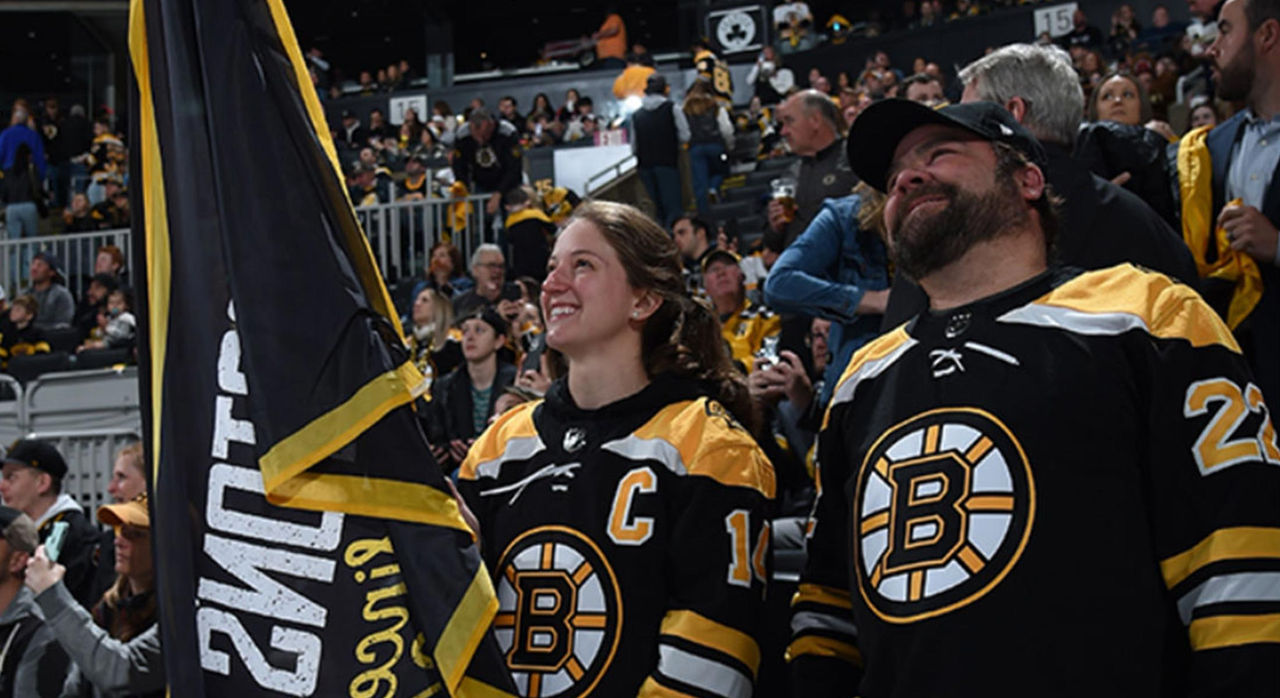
<box><xmin>1074</xmin><ymin>121</ymin><xmax>1178</xmax><ymax>227</ymax></box>
<box><xmin>633</xmin><ymin>100</ymin><xmax>679</xmax><ymax>168</ymax></box>
<box><xmin>883</xmin><ymin>142</ymin><xmax>1199</xmax><ymax>329</ymax></box>
<box><xmin>451</xmin><ymin>122</ymin><xmax>523</xmax><ymax>194</ymax></box>
<box><xmin>37</xmin><ymin>503</ymin><xmax>100</xmax><ymax>609</ymax></box>
<box><xmin>428</xmin><ymin>360</ymin><xmax>518</xmax><ymax>447</ymax></box>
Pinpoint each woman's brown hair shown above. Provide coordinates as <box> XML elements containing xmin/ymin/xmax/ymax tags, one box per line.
<box><xmin>683</xmin><ymin>81</ymin><xmax>718</xmax><ymax>118</ymax></box>
<box><xmin>93</xmin><ymin>573</ymin><xmax>157</xmax><ymax>643</ymax></box>
<box><xmin>428</xmin><ymin>241</ymin><xmax>465</xmax><ymax>280</ymax></box>
<box><xmin>561</xmin><ymin>201</ymin><xmax>757</xmax><ymax>432</ymax></box>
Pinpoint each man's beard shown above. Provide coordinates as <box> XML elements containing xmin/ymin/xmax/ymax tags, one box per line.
<box><xmin>1215</xmin><ymin>46</ymin><xmax>1255</xmax><ymax>103</ymax></box>
<box><xmin>887</xmin><ymin>178</ymin><xmax>1028</xmax><ymax>281</ymax></box>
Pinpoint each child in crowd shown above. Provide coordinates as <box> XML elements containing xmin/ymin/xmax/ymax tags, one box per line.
<box><xmin>78</xmin><ymin>289</ymin><xmax>135</xmax><ymax>353</ymax></box>
<box><xmin>0</xmin><ymin>295</ymin><xmax>50</xmax><ymax>363</ymax></box>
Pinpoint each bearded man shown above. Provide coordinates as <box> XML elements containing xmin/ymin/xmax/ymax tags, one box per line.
<box><xmin>1174</xmin><ymin>0</ymin><xmax>1280</xmax><ymax>406</ymax></box>
<box><xmin>787</xmin><ymin>99</ymin><xmax>1280</xmax><ymax>697</ymax></box>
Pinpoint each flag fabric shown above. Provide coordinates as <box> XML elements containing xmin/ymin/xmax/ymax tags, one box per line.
<box><xmin>128</xmin><ymin>0</ymin><xmax>514</xmax><ymax>695</ymax></box>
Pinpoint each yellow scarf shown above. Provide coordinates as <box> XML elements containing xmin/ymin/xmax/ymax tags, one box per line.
<box><xmin>448</xmin><ymin>181</ymin><xmax>472</xmax><ymax>235</ymax></box>
<box><xmin>504</xmin><ymin>207</ymin><xmax>552</xmax><ymax>226</ymax></box>
<box><xmin>1177</xmin><ymin>125</ymin><xmax>1264</xmax><ymax>329</ymax></box>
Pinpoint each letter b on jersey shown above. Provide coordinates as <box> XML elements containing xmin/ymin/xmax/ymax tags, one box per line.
<box><xmin>511</xmin><ymin>572</ymin><xmax>575</xmax><ymax>670</ymax></box>
<box><xmin>855</xmin><ymin>409</ymin><xmax>1035</xmax><ymax>622</ymax></box>
<box><xmin>884</xmin><ymin>453</ymin><xmax>967</xmax><ymax>573</ymax></box>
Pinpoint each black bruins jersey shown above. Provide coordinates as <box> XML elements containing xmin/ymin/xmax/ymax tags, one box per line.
<box><xmin>451</xmin><ymin>120</ymin><xmax>523</xmax><ymax>195</ymax></box>
<box><xmin>790</xmin><ymin>265</ymin><xmax>1280</xmax><ymax>697</ymax></box>
<box><xmin>458</xmin><ymin>377</ymin><xmax>775</xmax><ymax>697</ymax></box>
<box><xmin>694</xmin><ymin>50</ymin><xmax>734</xmax><ymax>105</ymax></box>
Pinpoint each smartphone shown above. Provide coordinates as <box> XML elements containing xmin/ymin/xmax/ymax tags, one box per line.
<box><xmin>501</xmin><ymin>281</ymin><xmax>523</xmax><ymax>302</ymax></box>
<box><xmin>44</xmin><ymin>521</ymin><xmax>69</xmax><ymax>563</ymax></box>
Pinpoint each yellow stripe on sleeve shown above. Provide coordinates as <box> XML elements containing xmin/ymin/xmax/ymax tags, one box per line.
<box><xmin>784</xmin><ymin>635</ymin><xmax>863</xmax><ymax>665</ymax></box>
<box><xmin>792</xmin><ymin>583</ymin><xmax>854</xmax><ymax>610</ymax></box>
<box><xmin>1189</xmin><ymin>613</ymin><xmax>1280</xmax><ymax>651</ymax></box>
<box><xmin>659</xmin><ymin>610</ymin><xmax>761</xmax><ymax>677</ymax></box>
<box><xmin>1161</xmin><ymin>527</ymin><xmax>1280</xmax><ymax>589</ymax></box>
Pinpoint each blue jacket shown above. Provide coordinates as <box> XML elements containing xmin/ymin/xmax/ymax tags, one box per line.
<box><xmin>764</xmin><ymin>193</ymin><xmax>890</xmax><ymax>405</ymax></box>
<box><xmin>0</xmin><ymin>124</ymin><xmax>47</xmax><ymax>179</ymax></box>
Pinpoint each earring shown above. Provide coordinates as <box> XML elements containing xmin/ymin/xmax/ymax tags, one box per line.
<box><xmin>631</xmin><ymin>310</ymin><xmax>639</xmax><ymax>318</ymax></box>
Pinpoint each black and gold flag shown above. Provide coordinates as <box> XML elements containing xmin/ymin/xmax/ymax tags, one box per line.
<box><xmin>128</xmin><ymin>0</ymin><xmax>514</xmax><ymax>694</ymax></box>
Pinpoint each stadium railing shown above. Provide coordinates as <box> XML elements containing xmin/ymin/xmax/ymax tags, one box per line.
<box><xmin>0</xmin><ymin>193</ymin><xmax>494</xmax><ymax>295</ymax></box>
<box><xmin>354</xmin><ymin>193</ymin><xmax>495</xmax><ymax>282</ymax></box>
<box><xmin>27</xmin><ymin>427</ymin><xmax>140</xmax><ymax>511</ymax></box>
<box><xmin>0</xmin><ymin>375</ymin><xmax>23</xmax><ymax>446</ymax></box>
<box><xmin>0</xmin><ymin>228</ymin><xmax>132</xmax><ymax>300</ymax></box>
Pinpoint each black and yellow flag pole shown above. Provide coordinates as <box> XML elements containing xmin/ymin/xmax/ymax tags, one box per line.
<box><xmin>128</xmin><ymin>0</ymin><xmax>515</xmax><ymax>694</ymax></box>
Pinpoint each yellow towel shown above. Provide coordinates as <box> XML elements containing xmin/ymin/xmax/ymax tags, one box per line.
<box><xmin>1177</xmin><ymin>125</ymin><xmax>1263</xmax><ymax>329</ymax></box>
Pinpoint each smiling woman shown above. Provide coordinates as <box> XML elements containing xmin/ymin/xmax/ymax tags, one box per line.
<box><xmin>456</xmin><ymin>201</ymin><xmax>775</xmax><ymax>696</ymax></box>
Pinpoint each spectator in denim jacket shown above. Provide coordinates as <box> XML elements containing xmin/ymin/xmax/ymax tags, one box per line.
<box><xmin>764</xmin><ymin>190</ymin><xmax>891</xmax><ymax>407</ymax></box>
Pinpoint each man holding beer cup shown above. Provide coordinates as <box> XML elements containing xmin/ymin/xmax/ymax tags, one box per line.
<box><xmin>767</xmin><ymin>90</ymin><xmax>858</xmax><ymax>245</ymax></box>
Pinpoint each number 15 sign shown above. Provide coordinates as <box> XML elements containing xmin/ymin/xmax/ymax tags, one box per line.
<box><xmin>1034</xmin><ymin>2</ymin><xmax>1079</xmax><ymax>38</ymax></box>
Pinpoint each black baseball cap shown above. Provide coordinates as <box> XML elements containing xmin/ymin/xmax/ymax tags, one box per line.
<box><xmin>466</xmin><ymin>307</ymin><xmax>509</xmax><ymax>338</ymax></box>
<box><xmin>32</xmin><ymin>251</ymin><xmax>64</xmax><ymax>280</ymax></box>
<box><xmin>848</xmin><ymin>99</ymin><xmax>1048</xmax><ymax>192</ymax></box>
<box><xmin>3</xmin><ymin>439</ymin><xmax>68</xmax><ymax>479</ymax></box>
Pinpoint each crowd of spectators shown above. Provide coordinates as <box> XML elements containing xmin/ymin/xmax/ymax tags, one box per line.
<box><xmin>0</xmin><ymin>245</ymin><xmax>135</xmax><ymax>379</ymax></box>
<box><xmin>0</xmin><ymin>437</ymin><xmax>161</xmax><ymax>696</ymax></box>
<box><xmin>356</xmin><ymin>5</ymin><xmax>1280</xmax><ymax>688</ymax></box>
<box><xmin>0</xmin><ymin>99</ymin><xmax>131</xmax><ymax>239</ymax></box>
<box><xmin>1</xmin><ymin>0</ymin><xmax>1279</xmax><ymax>695</ymax></box>
<box><xmin>322</xmin><ymin>0</ymin><xmax>1276</xmax><ymax>483</ymax></box>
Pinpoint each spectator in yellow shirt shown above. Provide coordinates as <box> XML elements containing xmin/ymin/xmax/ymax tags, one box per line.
<box><xmin>703</xmin><ymin>249</ymin><xmax>781</xmax><ymax>370</ymax></box>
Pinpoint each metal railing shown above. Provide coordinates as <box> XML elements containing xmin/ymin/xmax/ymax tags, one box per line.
<box><xmin>0</xmin><ymin>228</ymin><xmax>132</xmax><ymax>300</ymax></box>
<box><xmin>0</xmin><ymin>193</ymin><xmax>496</xmax><ymax>296</ymax></box>
<box><xmin>354</xmin><ymin>193</ymin><xmax>496</xmax><ymax>283</ymax></box>
<box><xmin>27</xmin><ymin>428</ymin><xmax>140</xmax><ymax>512</ymax></box>
<box><xmin>584</xmin><ymin>153</ymin><xmax>638</xmax><ymax>197</ymax></box>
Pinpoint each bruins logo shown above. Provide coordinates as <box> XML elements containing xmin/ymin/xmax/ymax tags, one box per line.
<box><xmin>494</xmin><ymin>526</ymin><xmax>622</xmax><ymax>697</ymax></box>
<box><xmin>476</xmin><ymin>145</ymin><xmax>497</xmax><ymax>169</ymax></box>
<box><xmin>703</xmin><ymin>399</ymin><xmax>746</xmax><ymax>434</ymax></box>
<box><xmin>854</xmin><ymin>407</ymin><xmax>1035</xmax><ymax>623</ymax></box>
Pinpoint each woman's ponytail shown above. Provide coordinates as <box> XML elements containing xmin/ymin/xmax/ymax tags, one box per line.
<box><xmin>643</xmin><ymin>294</ymin><xmax>758</xmax><ymax>434</ymax></box>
